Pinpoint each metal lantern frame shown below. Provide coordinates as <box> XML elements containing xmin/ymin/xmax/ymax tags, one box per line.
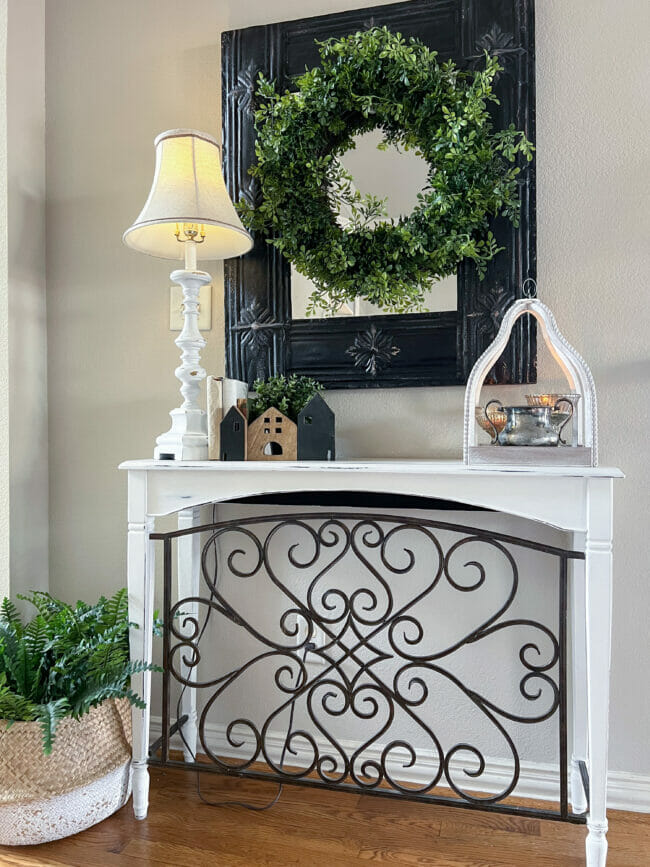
<box><xmin>464</xmin><ymin>298</ymin><xmax>598</xmax><ymax>467</ymax></box>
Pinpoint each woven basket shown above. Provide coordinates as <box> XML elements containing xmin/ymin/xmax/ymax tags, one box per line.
<box><xmin>0</xmin><ymin>698</ymin><xmax>132</xmax><ymax>845</ymax></box>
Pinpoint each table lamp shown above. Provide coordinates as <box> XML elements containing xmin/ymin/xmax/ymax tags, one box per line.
<box><xmin>123</xmin><ymin>129</ymin><xmax>252</xmax><ymax>460</ymax></box>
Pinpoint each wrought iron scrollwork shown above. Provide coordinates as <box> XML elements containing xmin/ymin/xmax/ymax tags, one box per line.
<box><xmin>156</xmin><ymin>512</ymin><xmax>582</xmax><ymax>822</ymax></box>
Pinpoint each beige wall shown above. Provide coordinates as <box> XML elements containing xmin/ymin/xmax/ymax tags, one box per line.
<box><xmin>45</xmin><ymin>0</ymin><xmax>650</xmax><ymax>776</ymax></box>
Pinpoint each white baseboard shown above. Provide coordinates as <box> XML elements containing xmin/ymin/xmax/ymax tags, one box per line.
<box><xmin>150</xmin><ymin>716</ymin><xmax>650</xmax><ymax>814</ymax></box>
<box><xmin>606</xmin><ymin>770</ymin><xmax>650</xmax><ymax>812</ymax></box>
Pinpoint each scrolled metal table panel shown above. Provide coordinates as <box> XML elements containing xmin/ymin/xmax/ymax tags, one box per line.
<box><xmin>151</xmin><ymin>511</ymin><xmax>586</xmax><ymax>823</ymax></box>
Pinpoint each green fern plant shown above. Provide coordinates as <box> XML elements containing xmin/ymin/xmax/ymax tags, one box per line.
<box><xmin>0</xmin><ymin>589</ymin><xmax>158</xmax><ymax>754</ymax></box>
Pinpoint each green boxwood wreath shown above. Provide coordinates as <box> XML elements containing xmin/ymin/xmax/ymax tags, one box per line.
<box><xmin>239</xmin><ymin>27</ymin><xmax>534</xmax><ymax>316</ymax></box>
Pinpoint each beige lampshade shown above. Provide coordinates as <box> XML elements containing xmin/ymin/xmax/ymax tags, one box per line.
<box><xmin>123</xmin><ymin>129</ymin><xmax>253</xmax><ymax>260</ymax></box>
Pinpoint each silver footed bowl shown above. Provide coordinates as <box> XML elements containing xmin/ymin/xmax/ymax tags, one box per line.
<box><xmin>482</xmin><ymin>399</ymin><xmax>574</xmax><ymax>446</ymax></box>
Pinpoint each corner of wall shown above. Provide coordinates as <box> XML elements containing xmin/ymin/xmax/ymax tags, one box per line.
<box><xmin>6</xmin><ymin>0</ymin><xmax>48</xmax><ymax>599</ymax></box>
<box><xmin>0</xmin><ymin>2</ymin><xmax>9</xmax><ymax>602</ymax></box>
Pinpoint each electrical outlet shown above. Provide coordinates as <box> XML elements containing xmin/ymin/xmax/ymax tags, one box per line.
<box><xmin>286</xmin><ymin>613</ymin><xmax>327</xmax><ymax>665</ymax></box>
<box><xmin>169</xmin><ymin>284</ymin><xmax>212</xmax><ymax>331</ymax></box>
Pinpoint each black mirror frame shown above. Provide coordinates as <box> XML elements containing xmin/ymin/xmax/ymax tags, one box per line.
<box><xmin>222</xmin><ymin>0</ymin><xmax>536</xmax><ymax>390</ymax></box>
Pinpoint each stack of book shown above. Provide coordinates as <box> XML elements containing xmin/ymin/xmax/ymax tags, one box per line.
<box><xmin>206</xmin><ymin>376</ymin><xmax>248</xmax><ymax>459</ymax></box>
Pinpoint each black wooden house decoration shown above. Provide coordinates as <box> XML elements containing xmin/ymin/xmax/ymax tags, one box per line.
<box><xmin>297</xmin><ymin>394</ymin><xmax>335</xmax><ymax>461</ymax></box>
<box><xmin>220</xmin><ymin>405</ymin><xmax>247</xmax><ymax>461</ymax></box>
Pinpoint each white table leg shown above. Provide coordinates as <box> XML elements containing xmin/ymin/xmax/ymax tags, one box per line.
<box><xmin>570</xmin><ymin>531</ymin><xmax>588</xmax><ymax>814</ymax></box>
<box><xmin>128</xmin><ymin>514</ymin><xmax>156</xmax><ymax>820</ymax></box>
<box><xmin>585</xmin><ymin>479</ymin><xmax>613</xmax><ymax>866</ymax></box>
<box><xmin>177</xmin><ymin>506</ymin><xmax>202</xmax><ymax>761</ymax></box>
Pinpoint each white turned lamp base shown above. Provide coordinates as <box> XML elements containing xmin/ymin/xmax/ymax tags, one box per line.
<box><xmin>154</xmin><ymin>408</ymin><xmax>208</xmax><ymax>461</ymax></box>
<box><xmin>154</xmin><ymin>267</ymin><xmax>211</xmax><ymax>461</ymax></box>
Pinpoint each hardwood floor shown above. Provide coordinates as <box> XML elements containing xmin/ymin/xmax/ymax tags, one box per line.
<box><xmin>1</xmin><ymin>766</ymin><xmax>649</xmax><ymax>866</ymax></box>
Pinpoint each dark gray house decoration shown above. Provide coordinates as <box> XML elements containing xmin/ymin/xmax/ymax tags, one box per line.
<box><xmin>297</xmin><ymin>394</ymin><xmax>335</xmax><ymax>461</ymax></box>
<box><xmin>220</xmin><ymin>405</ymin><xmax>247</xmax><ymax>461</ymax></box>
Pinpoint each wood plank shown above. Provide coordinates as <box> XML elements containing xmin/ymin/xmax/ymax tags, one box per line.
<box><xmin>1</xmin><ymin>766</ymin><xmax>648</xmax><ymax>866</ymax></box>
<box><xmin>247</xmin><ymin>408</ymin><xmax>297</xmax><ymax>461</ymax></box>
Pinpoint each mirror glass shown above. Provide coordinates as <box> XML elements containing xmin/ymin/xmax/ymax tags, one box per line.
<box><xmin>291</xmin><ymin>129</ymin><xmax>458</xmax><ymax>319</ymax></box>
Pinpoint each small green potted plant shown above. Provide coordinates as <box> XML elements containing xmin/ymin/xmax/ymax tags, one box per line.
<box><xmin>0</xmin><ymin>589</ymin><xmax>155</xmax><ymax>845</ymax></box>
<box><xmin>246</xmin><ymin>375</ymin><xmax>335</xmax><ymax>461</ymax></box>
<box><xmin>247</xmin><ymin>374</ymin><xmax>323</xmax><ymax>423</ymax></box>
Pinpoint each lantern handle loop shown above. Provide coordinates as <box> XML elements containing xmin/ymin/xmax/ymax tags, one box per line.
<box><xmin>522</xmin><ymin>278</ymin><xmax>537</xmax><ymax>298</ymax></box>
<box><xmin>554</xmin><ymin>398</ymin><xmax>573</xmax><ymax>445</ymax></box>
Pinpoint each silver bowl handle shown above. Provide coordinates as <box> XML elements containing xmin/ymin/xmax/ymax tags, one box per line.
<box><xmin>554</xmin><ymin>398</ymin><xmax>574</xmax><ymax>445</ymax></box>
<box><xmin>483</xmin><ymin>399</ymin><xmax>504</xmax><ymax>445</ymax></box>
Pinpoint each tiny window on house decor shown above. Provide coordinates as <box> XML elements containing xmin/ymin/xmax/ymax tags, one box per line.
<box><xmin>222</xmin><ymin>0</ymin><xmax>537</xmax><ymax>390</ymax></box>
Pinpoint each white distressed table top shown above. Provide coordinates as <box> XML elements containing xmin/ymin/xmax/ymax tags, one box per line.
<box><xmin>119</xmin><ymin>458</ymin><xmax>623</xmax><ymax>479</ymax></box>
<box><xmin>120</xmin><ymin>460</ymin><xmax>622</xmax><ymax>530</ymax></box>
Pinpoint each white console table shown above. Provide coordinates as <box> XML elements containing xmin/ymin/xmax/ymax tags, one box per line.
<box><xmin>120</xmin><ymin>459</ymin><xmax>622</xmax><ymax>866</ymax></box>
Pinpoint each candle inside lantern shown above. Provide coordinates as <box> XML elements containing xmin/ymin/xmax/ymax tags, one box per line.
<box><xmin>526</xmin><ymin>393</ymin><xmax>580</xmax><ymax>408</ymax></box>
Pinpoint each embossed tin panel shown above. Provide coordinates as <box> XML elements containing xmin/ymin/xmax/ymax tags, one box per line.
<box><xmin>222</xmin><ymin>0</ymin><xmax>536</xmax><ymax>388</ymax></box>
